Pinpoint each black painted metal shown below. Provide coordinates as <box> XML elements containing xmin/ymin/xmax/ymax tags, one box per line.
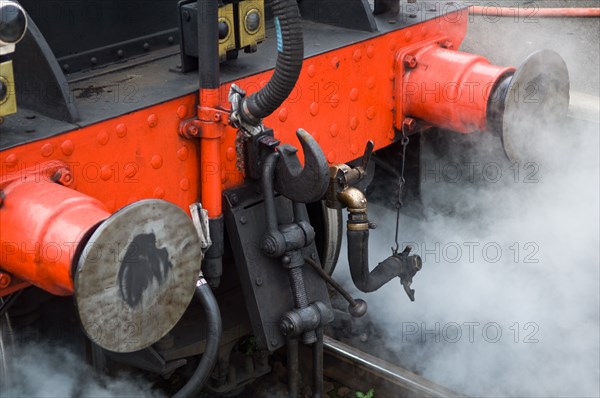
<box><xmin>12</xmin><ymin>16</ymin><xmax>79</xmax><ymax>122</ymax></box>
<box><xmin>18</xmin><ymin>0</ymin><xmax>180</xmax><ymax>75</ymax></box>
<box><xmin>298</xmin><ymin>0</ymin><xmax>377</xmax><ymax>32</ymax></box>
<box><xmin>374</xmin><ymin>0</ymin><xmax>400</xmax><ymax>15</ymax></box>
<box><xmin>197</xmin><ymin>0</ymin><xmax>220</xmax><ymax>89</ymax></box>
<box><xmin>178</xmin><ymin>0</ymin><xmax>202</xmax><ymax>73</ymax></box>
<box><xmin>203</xmin><ymin>216</ymin><xmax>225</xmax><ymax>289</ymax></box>
<box><xmin>224</xmin><ymin>183</ymin><xmax>330</xmax><ymax>352</ymax></box>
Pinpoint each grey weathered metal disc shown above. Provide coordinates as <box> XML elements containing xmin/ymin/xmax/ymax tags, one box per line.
<box><xmin>502</xmin><ymin>49</ymin><xmax>570</xmax><ymax>163</ymax></box>
<box><xmin>74</xmin><ymin>200</ymin><xmax>202</xmax><ymax>353</ymax></box>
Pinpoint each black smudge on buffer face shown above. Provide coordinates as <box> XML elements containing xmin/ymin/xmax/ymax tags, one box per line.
<box><xmin>118</xmin><ymin>233</ymin><xmax>173</xmax><ymax>308</ymax></box>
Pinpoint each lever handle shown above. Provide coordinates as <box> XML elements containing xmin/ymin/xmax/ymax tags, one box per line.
<box><xmin>305</xmin><ymin>257</ymin><xmax>368</xmax><ymax>318</ymax></box>
<box><xmin>360</xmin><ymin>140</ymin><xmax>375</xmax><ymax>171</ymax></box>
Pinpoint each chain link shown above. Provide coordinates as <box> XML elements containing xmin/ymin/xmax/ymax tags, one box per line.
<box><xmin>392</xmin><ymin>126</ymin><xmax>410</xmax><ymax>255</ymax></box>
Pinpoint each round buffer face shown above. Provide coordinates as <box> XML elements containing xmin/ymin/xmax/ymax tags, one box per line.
<box><xmin>501</xmin><ymin>49</ymin><xmax>570</xmax><ymax>163</ymax></box>
<box><xmin>75</xmin><ymin>199</ymin><xmax>202</xmax><ymax>353</ymax></box>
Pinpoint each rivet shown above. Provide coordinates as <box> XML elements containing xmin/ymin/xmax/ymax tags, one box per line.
<box><xmin>221</xmin><ymin>170</ymin><xmax>228</xmax><ymax>183</ymax></box>
<box><xmin>441</xmin><ymin>40</ymin><xmax>454</xmax><ymax>50</ymax></box>
<box><xmin>367</xmin><ymin>106</ymin><xmax>377</xmax><ymax>120</ymax></box>
<box><xmin>330</xmin><ymin>94</ymin><xmax>340</xmax><ymax>108</ymax></box>
<box><xmin>278</xmin><ymin>107</ymin><xmax>289</xmax><ymax>122</ymax></box>
<box><xmin>310</xmin><ymin>102</ymin><xmax>319</xmax><ymax>116</ymax></box>
<box><xmin>177</xmin><ymin>105</ymin><xmax>188</xmax><ymax>119</ymax></box>
<box><xmin>405</xmin><ymin>31</ymin><xmax>413</xmax><ymax>42</ymax></box>
<box><xmin>331</xmin><ymin>57</ymin><xmax>340</xmax><ymax>69</ymax></box>
<box><xmin>100</xmin><ymin>165</ymin><xmax>113</xmax><ymax>181</ymax></box>
<box><xmin>143</xmin><ymin>42</ymin><xmax>150</xmax><ymax>51</ymax></box>
<box><xmin>366</xmin><ymin>45</ymin><xmax>375</xmax><ymax>58</ymax></box>
<box><xmin>353</xmin><ymin>49</ymin><xmax>362</xmax><ymax>62</ymax></box>
<box><xmin>351</xmin><ymin>144</ymin><xmax>359</xmax><ymax>154</ymax></box>
<box><xmin>350</xmin><ymin>117</ymin><xmax>359</xmax><ymax>130</ymax></box>
<box><xmin>389</xmin><ymin>39</ymin><xmax>397</xmax><ymax>51</ymax></box>
<box><xmin>41</xmin><ymin>143</ymin><xmax>54</xmax><ymax>157</ymax></box>
<box><xmin>151</xmin><ymin>155</ymin><xmax>163</xmax><ymax>169</ymax></box>
<box><xmin>90</xmin><ymin>57</ymin><xmax>98</xmax><ymax>65</ymax></box>
<box><xmin>5</xmin><ymin>154</ymin><xmax>18</xmax><ymax>166</ymax></box>
<box><xmin>226</xmin><ymin>147</ymin><xmax>236</xmax><ymax>161</ymax></box>
<box><xmin>350</xmin><ymin>88</ymin><xmax>359</xmax><ymax>102</ymax></box>
<box><xmin>180</xmin><ymin>178</ymin><xmax>190</xmax><ymax>191</ymax></box>
<box><xmin>255</xmin><ymin>277</ymin><xmax>263</xmax><ymax>286</ymax></box>
<box><xmin>125</xmin><ymin>165</ymin><xmax>137</xmax><ymax>178</ymax></box>
<box><xmin>177</xmin><ymin>146</ymin><xmax>189</xmax><ymax>161</ymax></box>
<box><xmin>117</xmin><ymin>49</ymin><xmax>124</xmax><ymax>58</ymax></box>
<box><xmin>147</xmin><ymin>114</ymin><xmax>158</xmax><ymax>128</ymax></box>
<box><xmin>367</xmin><ymin>77</ymin><xmax>376</xmax><ymax>89</ymax></box>
<box><xmin>0</xmin><ymin>273</ymin><xmax>11</xmax><ymax>289</ymax></box>
<box><xmin>388</xmin><ymin>130</ymin><xmax>395</xmax><ymax>140</ymax></box>
<box><xmin>240</xmin><ymin>215</ymin><xmax>248</xmax><ymax>224</ymax></box>
<box><xmin>153</xmin><ymin>187</ymin><xmax>166</xmax><ymax>199</ymax></box>
<box><xmin>307</xmin><ymin>64</ymin><xmax>316</xmax><ymax>77</ymax></box>
<box><xmin>389</xmin><ymin>69</ymin><xmax>395</xmax><ymax>81</ymax></box>
<box><xmin>168</xmin><ymin>36</ymin><xmax>174</xmax><ymax>44</ymax></box>
<box><xmin>421</xmin><ymin>26</ymin><xmax>429</xmax><ymax>36</ymax></box>
<box><xmin>327</xmin><ymin>152</ymin><xmax>336</xmax><ymax>164</ymax></box>
<box><xmin>60</xmin><ymin>140</ymin><xmax>74</xmax><ymax>156</ymax></box>
<box><xmin>97</xmin><ymin>130</ymin><xmax>109</xmax><ymax>145</ymax></box>
<box><xmin>330</xmin><ymin>124</ymin><xmax>339</xmax><ymax>137</ymax></box>
<box><xmin>116</xmin><ymin>123</ymin><xmax>127</xmax><ymax>138</ymax></box>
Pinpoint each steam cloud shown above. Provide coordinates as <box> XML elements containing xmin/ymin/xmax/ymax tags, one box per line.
<box><xmin>334</xmin><ymin>4</ymin><xmax>599</xmax><ymax>397</ymax></box>
<box><xmin>1</xmin><ymin>343</ymin><xmax>165</xmax><ymax>397</ymax></box>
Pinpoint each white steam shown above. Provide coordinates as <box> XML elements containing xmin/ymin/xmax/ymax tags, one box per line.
<box><xmin>1</xmin><ymin>343</ymin><xmax>165</xmax><ymax>398</ymax></box>
<box><xmin>334</xmin><ymin>5</ymin><xmax>599</xmax><ymax>397</ymax></box>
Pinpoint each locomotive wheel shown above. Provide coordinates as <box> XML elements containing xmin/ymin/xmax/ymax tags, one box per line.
<box><xmin>307</xmin><ymin>201</ymin><xmax>343</xmax><ymax>275</ymax></box>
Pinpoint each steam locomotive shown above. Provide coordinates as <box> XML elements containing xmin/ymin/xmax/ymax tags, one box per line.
<box><xmin>0</xmin><ymin>0</ymin><xmax>569</xmax><ymax>396</ymax></box>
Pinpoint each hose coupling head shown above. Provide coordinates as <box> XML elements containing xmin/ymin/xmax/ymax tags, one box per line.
<box><xmin>228</xmin><ymin>84</ymin><xmax>264</xmax><ymax>136</ymax></box>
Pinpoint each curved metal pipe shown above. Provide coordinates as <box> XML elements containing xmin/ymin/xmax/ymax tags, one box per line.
<box><xmin>173</xmin><ymin>279</ymin><xmax>222</xmax><ymax>398</ymax></box>
<box><xmin>470</xmin><ymin>6</ymin><xmax>600</xmax><ymax>18</ymax></box>
<box><xmin>338</xmin><ymin>188</ymin><xmax>421</xmax><ymax>297</ymax></box>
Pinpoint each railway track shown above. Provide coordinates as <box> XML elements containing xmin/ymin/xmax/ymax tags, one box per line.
<box><xmin>322</xmin><ymin>336</ymin><xmax>464</xmax><ymax>398</ymax></box>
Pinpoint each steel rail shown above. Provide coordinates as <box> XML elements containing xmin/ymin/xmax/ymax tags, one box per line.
<box><xmin>322</xmin><ymin>336</ymin><xmax>466</xmax><ymax>397</ymax></box>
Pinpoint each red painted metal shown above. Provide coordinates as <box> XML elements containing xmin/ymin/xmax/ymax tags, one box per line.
<box><xmin>0</xmin><ymin>162</ymin><xmax>110</xmax><ymax>296</ymax></box>
<box><xmin>0</xmin><ymin>9</ymin><xmax>520</xmax><ymax>296</ymax></box>
<box><xmin>198</xmin><ymin>88</ymin><xmax>225</xmax><ymax>218</ymax></box>
<box><xmin>400</xmin><ymin>44</ymin><xmax>514</xmax><ymax>133</ymax></box>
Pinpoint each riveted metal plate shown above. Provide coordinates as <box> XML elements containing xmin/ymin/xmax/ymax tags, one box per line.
<box><xmin>224</xmin><ymin>184</ymin><xmax>330</xmax><ymax>352</ymax></box>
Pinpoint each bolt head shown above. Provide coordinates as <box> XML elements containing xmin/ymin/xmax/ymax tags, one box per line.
<box><xmin>403</xmin><ymin>54</ymin><xmax>417</xmax><ymax>69</ymax></box>
<box><xmin>402</xmin><ymin>118</ymin><xmax>416</xmax><ymax>131</ymax></box>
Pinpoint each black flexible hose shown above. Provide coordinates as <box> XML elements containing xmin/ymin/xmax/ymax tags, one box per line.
<box><xmin>173</xmin><ymin>279</ymin><xmax>222</xmax><ymax>398</ymax></box>
<box><xmin>241</xmin><ymin>0</ymin><xmax>304</xmax><ymax>124</ymax></box>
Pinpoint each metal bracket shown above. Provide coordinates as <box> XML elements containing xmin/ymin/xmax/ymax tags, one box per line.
<box><xmin>190</xmin><ymin>203</ymin><xmax>212</xmax><ymax>255</ymax></box>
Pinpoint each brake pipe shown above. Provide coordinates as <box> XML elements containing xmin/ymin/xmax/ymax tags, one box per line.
<box><xmin>469</xmin><ymin>6</ymin><xmax>600</xmax><ymax>18</ymax></box>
